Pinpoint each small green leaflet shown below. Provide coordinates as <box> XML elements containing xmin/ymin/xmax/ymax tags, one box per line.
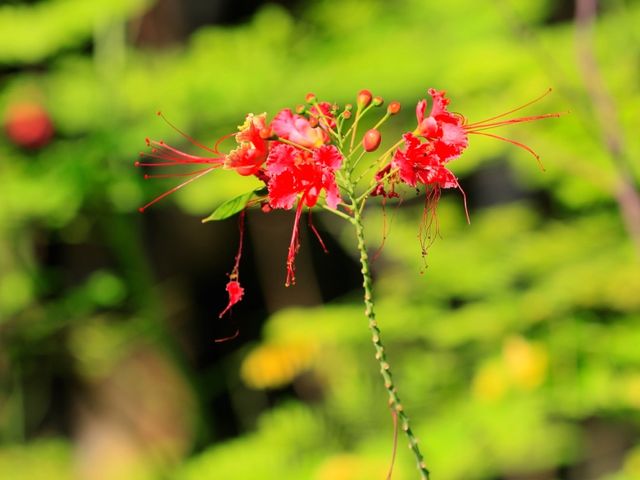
<box><xmin>201</xmin><ymin>188</ymin><xmax>266</xmax><ymax>222</ymax></box>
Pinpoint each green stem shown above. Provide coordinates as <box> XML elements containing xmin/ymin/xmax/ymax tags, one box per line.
<box><xmin>351</xmin><ymin>204</ymin><xmax>430</xmax><ymax>480</ymax></box>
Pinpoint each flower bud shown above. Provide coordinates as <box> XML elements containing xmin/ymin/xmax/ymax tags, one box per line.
<box><xmin>308</xmin><ymin>116</ymin><xmax>319</xmax><ymax>128</ymax></box>
<box><xmin>344</xmin><ymin>103</ymin><xmax>353</xmax><ymax>111</ymax></box>
<box><xmin>372</xmin><ymin>96</ymin><xmax>384</xmax><ymax>107</ymax></box>
<box><xmin>295</xmin><ymin>104</ymin><xmax>306</xmax><ymax>114</ymax></box>
<box><xmin>343</xmin><ymin>110</ymin><xmax>352</xmax><ymax>119</ymax></box>
<box><xmin>387</xmin><ymin>101</ymin><xmax>401</xmax><ymax>115</ymax></box>
<box><xmin>305</xmin><ymin>93</ymin><xmax>316</xmax><ymax>103</ymax></box>
<box><xmin>357</xmin><ymin>89</ymin><xmax>372</xmax><ymax>108</ymax></box>
<box><xmin>363</xmin><ymin>129</ymin><xmax>381</xmax><ymax>152</ymax></box>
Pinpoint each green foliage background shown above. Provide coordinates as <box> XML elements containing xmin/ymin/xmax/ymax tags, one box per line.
<box><xmin>1</xmin><ymin>0</ymin><xmax>639</xmax><ymax>479</ymax></box>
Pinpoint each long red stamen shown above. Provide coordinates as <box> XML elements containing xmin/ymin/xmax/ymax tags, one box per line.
<box><xmin>308</xmin><ymin>210</ymin><xmax>329</xmax><ymax>254</ymax></box>
<box><xmin>373</xmin><ymin>196</ymin><xmax>390</xmax><ymax>262</ymax></box>
<box><xmin>373</xmin><ymin>195</ymin><xmax>403</xmax><ymax>262</ymax></box>
<box><xmin>156</xmin><ymin>111</ymin><xmax>219</xmax><ymax>154</ymax></box>
<box><xmin>468</xmin><ymin>131</ymin><xmax>545</xmax><ymax>171</ymax></box>
<box><xmin>136</xmin><ymin>140</ymin><xmax>225</xmax><ymax>168</ymax></box>
<box><xmin>458</xmin><ymin>184</ymin><xmax>470</xmax><ymax>224</ymax></box>
<box><xmin>138</xmin><ymin>167</ymin><xmax>216</xmax><ymax>212</ymax></box>
<box><xmin>465</xmin><ymin>112</ymin><xmax>563</xmax><ymax>131</ymax></box>
<box><xmin>149</xmin><ymin>140</ymin><xmax>224</xmax><ymax>162</ymax></box>
<box><xmin>143</xmin><ymin>167</ymin><xmax>215</xmax><ymax>179</ymax></box>
<box><xmin>285</xmin><ymin>194</ymin><xmax>307</xmax><ymax>287</ymax></box>
<box><xmin>137</xmin><ymin>157</ymin><xmax>220</xmax><ymax>166</ymax></box>
<box><xmin>418</xmin><ymin>187</ymin><xmax>442</xmax><ymax>264</ymax></box>
<box><xmin>214</xmin><ymin>132</ymin><xmax>237</xmax><ymax>155</ymax></box>
<box><xmin>464</xmin><ymin>88</ymin><xmax>553</xmax><ymax>128</ymax></box>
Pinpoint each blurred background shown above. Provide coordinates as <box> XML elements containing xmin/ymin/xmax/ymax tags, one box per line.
<box><xmin>1</xmin><ymin>0</ymin><xmax>639</xmax><ymax>478</ymax></box>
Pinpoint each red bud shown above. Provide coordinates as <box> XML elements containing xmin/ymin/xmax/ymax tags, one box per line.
<box><xmin>363</xmin><ymin>129</ymin><xmax>381</xmax><ymax>152</ymax></box>
<box><xmin>343</xmin><ymin>110</ymin><xmax>352</xmax><ymax>119</ymax></box>
<box><xmin>387</xmin><ymin>101</ymin><xmax>401</xmax><ymax>115</ymax></box>
<box><xmin>372</xmin><ymin>96</ymin><xmax>384</xmax><ymax>107</ymax></box>
<box><xmin>305</xmin><ymin>93</ymin><xmax>316</xmax><ymax>103</ymax></box>
<box><xmin>357</xmin><ymin>89</ymin><xmax>372</xmax><ymax>108</ymax></box>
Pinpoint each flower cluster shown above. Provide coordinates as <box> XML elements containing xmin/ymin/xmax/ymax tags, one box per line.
<box><xmin>136</xmin><ymin>88</ymin><xmax>560</xmax><ymax>318</ymax></box>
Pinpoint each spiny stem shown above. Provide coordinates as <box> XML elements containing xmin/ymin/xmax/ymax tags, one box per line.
<box><xmin>351</xmin><ymin>200</ymin><xmax>430</xmax><ymax>480</ymax></box>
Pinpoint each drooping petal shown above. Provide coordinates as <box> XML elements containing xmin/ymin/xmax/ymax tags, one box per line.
<box><xmin>219</xmin><ymin>280</ymin><xmax>245</xmax><ymax>318</ymax></box>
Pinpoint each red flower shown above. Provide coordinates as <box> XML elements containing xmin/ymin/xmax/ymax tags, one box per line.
<box><xmin>266</xmin><ymin>143</ymin><xmax>342</xmax><ymax>209</ymax></box>
<box><xmin>415</xmin><ymin>88</ymin><xmax>469</xmax><ymax>161</ymax></box>
<box><xmin>416</xmin><ymin>87</ymin><xmax>561</xmax><ymax>169</ymax></box>
<box><xmin>265</xmin><ymin>142</ymin><xmax>343</xmax><ymax>286</ymax></box>
<box><xmin>387</xmin><ymin>132</ymin><xmax>468</xmax><ymax>256</ymax></box>
<box><xmin>136</xmin><ymin>112</ymin><xmax>269</xmax><ymax>212</ymax></box>
<box><xmin>386</xmin><ymin>87</ymin><xmax>562</xmax><ymax>200</ymax></box>
<box><xmin>271</xmin><ymin>109</ymin><xmax>328</xmax><ymax>148</ymax></box>
<box><xmin>392</xmin><ymin>133</ymin><xmax>460</xmax><ymax>190</ymax></box>
<box><xmin>226</xmin><ymin>113</ymin><xmax>269</xmax><ymax>175</ymax></box>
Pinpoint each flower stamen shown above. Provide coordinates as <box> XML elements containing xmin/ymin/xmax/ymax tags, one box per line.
<box><xmin>468</xmin><ymin>130</ymin><xmax>545</xmax><ymax>171</ymax></box>
<box><xmin>138</xmin><ymin>167</ymin><xmax>217</xmax><ymax>212</ymax></box>
<box><xmin>156</xmin><ymin>111</ymin><xmax>221</xmax><ymax>154</ymax></box>
<box><xmin>463</xmin><ymin>88</ymin><xmax>553</xmax><ymax>128</ymax></box>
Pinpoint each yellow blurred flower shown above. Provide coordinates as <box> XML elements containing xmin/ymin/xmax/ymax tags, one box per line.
<box><xmin>472</xmin><ymin>336</ymin><xmax>549</xmax><ymax>401</ymax></box>
<box><xmin>241</xmin><ymin>341</ymin><xmax>318</xmax><ymax>389</ymax></box>
<box><xmin>623</xmin><ymin>375</ymin><xmax>640</xmax><ymax>409</ymax></box>
<box><xmin>315</xmin><ymin>454</ymin><xmax>387</xmax><ymax>480</ymax></box>
<box><xmin>472</xmin><ymin>361</ymin><xmax>508</xmax><ymax>401</ymax></box>
<box><xmin>502</xmin><ymin>335</ymin><xmax>548</xmax><ymax>390</ymax></box>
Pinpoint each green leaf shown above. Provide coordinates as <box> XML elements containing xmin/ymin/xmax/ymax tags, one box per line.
<box><xmin>201</xmin><ymin>190</ymin><xmax>258</xmax><ymax>223</ymax></box>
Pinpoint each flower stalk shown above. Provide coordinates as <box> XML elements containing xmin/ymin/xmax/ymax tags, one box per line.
<box><xmin>350</xmin><ymin>193</ymin><xmax>430</xmax><ymax>480</ymax></box>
